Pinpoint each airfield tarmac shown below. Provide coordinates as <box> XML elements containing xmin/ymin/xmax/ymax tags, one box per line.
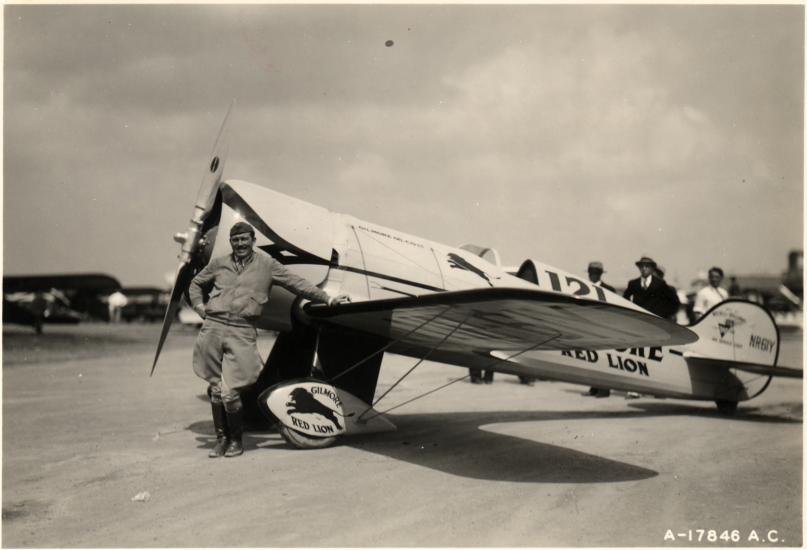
<box><xmin>2</xmin><ymin>324</ymin><xmax>802</xmax><ymax>547</ymax></box>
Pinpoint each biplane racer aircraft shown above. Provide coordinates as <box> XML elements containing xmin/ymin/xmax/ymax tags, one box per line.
<box><xmin>152</xmin><ymin>106</ymin><xmax>801</xmax><ymax>449</ymax></box>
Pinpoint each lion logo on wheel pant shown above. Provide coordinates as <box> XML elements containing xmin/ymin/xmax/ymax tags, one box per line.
<box><xmin>286</xmin><ymin>388</ymin><xmax>343</xmax><ymax>430</ymax></box>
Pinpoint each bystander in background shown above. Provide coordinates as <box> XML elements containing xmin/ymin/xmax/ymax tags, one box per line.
<box><xmin>584</xmin><ymin>261</ymin><xmax>615</xmax><ymax>398</ymax></box>
<box><xmin>693</xmin><ymin>267</ymin><xmax>728</xmax><ymax>320</ymax></box>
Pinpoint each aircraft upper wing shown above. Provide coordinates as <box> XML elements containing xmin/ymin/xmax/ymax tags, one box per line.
<box><xmin>305</xmin><ymin>287</ymin><xmax>697</xmax><ymax>355</ymax></box>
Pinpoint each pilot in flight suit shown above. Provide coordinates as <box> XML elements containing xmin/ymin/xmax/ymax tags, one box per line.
<box><xmin>189</xmin><ymin>221</ymin><xmax>349</xmax><ymax>458</ymax></box>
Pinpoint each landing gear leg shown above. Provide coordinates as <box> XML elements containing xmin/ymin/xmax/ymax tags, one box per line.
<box><xmin>715</xmin><ymin>399</ymin><xmax>738</xmax><ymax>416</ymax></box>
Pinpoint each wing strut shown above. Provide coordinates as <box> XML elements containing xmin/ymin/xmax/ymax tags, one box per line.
<box><xmin>317</xmin><ymin>295</ymin><xmax>572</xmax><ymax>422</ymax></box>
<box><xmin>358</xmin><ymin>310</ymin><xmax>473</xmax><ymax>420</ymax></box>
<box><xmin>352</xmin><ymin>316</ymin><xmax>563</xmax><ymax>423</ymax></box>
<box><xmin>359</xmin><ymin>334</ymin><xmax>562</xmax><ymax>422</ymax></box>
<box><xmin>327</xmin><ymin>306</ymin><xmax>452</xmax><ymax>383</ymax></box>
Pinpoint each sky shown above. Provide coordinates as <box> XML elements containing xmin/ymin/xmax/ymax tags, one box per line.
<box><xmin>4</xmin><ymin>4</ymin><xmax>804</xmax><ymax>289</ymax></box>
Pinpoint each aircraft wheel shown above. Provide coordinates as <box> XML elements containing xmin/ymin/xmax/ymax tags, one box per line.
<box><xmin>279</xmin><ymin>425</ymin><xmax>338</xmax><ymax>450</ymax></box>
<box><xmin>715</xmin><ymin>399</ymin><xmax>738</xmax><ymax>416</ymax></box>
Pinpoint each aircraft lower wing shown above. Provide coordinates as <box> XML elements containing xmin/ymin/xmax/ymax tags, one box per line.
<box><xmin>305</xmin><ymin>288</ymin><xmax>697</xmax><ymax>355</ymax></box>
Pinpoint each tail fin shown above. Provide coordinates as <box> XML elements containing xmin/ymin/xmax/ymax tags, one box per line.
<box><xmin>685</xmin><ymin>299</ymin><xmax>779</xmax><ymax>367</ymax></box>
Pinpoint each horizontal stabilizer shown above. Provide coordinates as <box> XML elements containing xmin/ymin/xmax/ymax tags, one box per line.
<box><xmin>686</xmin><ymin>355</ymin><xmax>803</xmax><ymax>379</ymax></box>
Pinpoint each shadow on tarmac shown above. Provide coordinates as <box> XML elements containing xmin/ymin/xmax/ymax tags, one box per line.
<box><xmin>560</xmin><ymin>388</ymin><xmax>802</xmax><ymax>424</ymax></box>
<box><xmin>626</xmin><ymin>401</ymin><xmax>803</xmax><ymax>423</ymax></box>
<box><xmin>187</xmin><ymin>408</ymin><xmax>660</xmax><ymax>483</ymax></box>
<box><xmin>346</xmin><ymin>409</ymin><xmax>661</xmax><ymax>483</ymax></box>
<box><xmin>185</xmin><ymin>388</ymin><xmax>800</xmax><ymax>482</ymax></box>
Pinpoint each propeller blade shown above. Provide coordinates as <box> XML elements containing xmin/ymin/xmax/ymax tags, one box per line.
<box><xmin>177</xmin><ymin>100</ymin><xmax>234</xmax><ymax>266</ymax></box>
<box><xmin>194</xmin><ymin>100</ymin><xmax>234</xmax><ymax>216</ymax></box>
<box><xmin>151</xmin><ymin>101</ymin><xmax>235</xmax><ymax>376</ymax></box>
<box><xmin>150</xmin><ymin>262</ymin><xmax>195</xmax><ymax>377</ymax></box>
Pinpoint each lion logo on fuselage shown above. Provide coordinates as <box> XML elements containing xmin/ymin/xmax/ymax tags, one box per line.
<box><xmin>447</xmin><ymin>253</ymin><xmax>493</xmax><ymax>287</ymax></box>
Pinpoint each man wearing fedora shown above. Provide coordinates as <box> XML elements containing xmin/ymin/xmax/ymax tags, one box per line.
<box><xmin>586</xmin><ymin>261</ymin><xmax>615</xmax><ymax>292</ymax></box>
<box><xmin>623</xmin><ymin>256</ymin><xmax>680</xmax><ymax>319</ymax></box>
<box><xmin>584</xmin><ymin>261</ymin><xmax>615</xmax><ymax>397</ymax></box>
<box><xmin>603</xmin><ymin>256</ymin><xmax>679</xmax><ymax>401</ymax></box>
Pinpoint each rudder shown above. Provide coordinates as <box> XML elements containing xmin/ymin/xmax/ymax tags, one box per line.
<box><xmin>686</xmin><ymin>299</ymin><xmax>779</xmax><ymax>367</ymax></box>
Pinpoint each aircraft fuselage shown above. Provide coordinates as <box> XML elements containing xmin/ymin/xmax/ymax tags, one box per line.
<box><xmin>209</xmin><ymin>180</ymin><xmax>778</xmax><ymax>404</ymax></box>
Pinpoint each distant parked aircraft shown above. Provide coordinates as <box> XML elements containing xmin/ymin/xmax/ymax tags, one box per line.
<box><xmin>4</xmin><ymin>273</ymin><xmax>121</xmax><ymax>332</ymax></box>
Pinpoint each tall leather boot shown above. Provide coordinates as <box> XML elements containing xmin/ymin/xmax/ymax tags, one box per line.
<box><xmin>224</xmin><ymin>407</ymin><xmax>244</xmax><ymax>457</ymax></box>
<box><xmin>209</xmin><ymin>401</ymin><xmax>229</xmax><ymax>458</ymax></box>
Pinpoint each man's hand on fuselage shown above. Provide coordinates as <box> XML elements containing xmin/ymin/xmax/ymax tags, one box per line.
<box><xmin>328</xmin><ymin>294</ymin><xmax>351</xmax><ymax>306</ymax></box>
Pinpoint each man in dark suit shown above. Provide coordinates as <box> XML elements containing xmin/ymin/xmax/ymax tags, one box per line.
<box><xmin>623</xmin><ymin>256</ymin><xmax>680</xmax><ymax>319</ymax></box>
<box><xmin>617</xmin><ymin>257</ymin><xmax>680</xmax><ymax>400</ymax></box>
<box><xmin>652</xmin><ymin>264</ymin><xmax>683</xmax><ymax>322</ymax></box>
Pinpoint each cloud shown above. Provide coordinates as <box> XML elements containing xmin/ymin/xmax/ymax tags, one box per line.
<box><xmin>3</xmin><ymin>5</ymin><xmax>802</xmax><ymax>286</ymax></box>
